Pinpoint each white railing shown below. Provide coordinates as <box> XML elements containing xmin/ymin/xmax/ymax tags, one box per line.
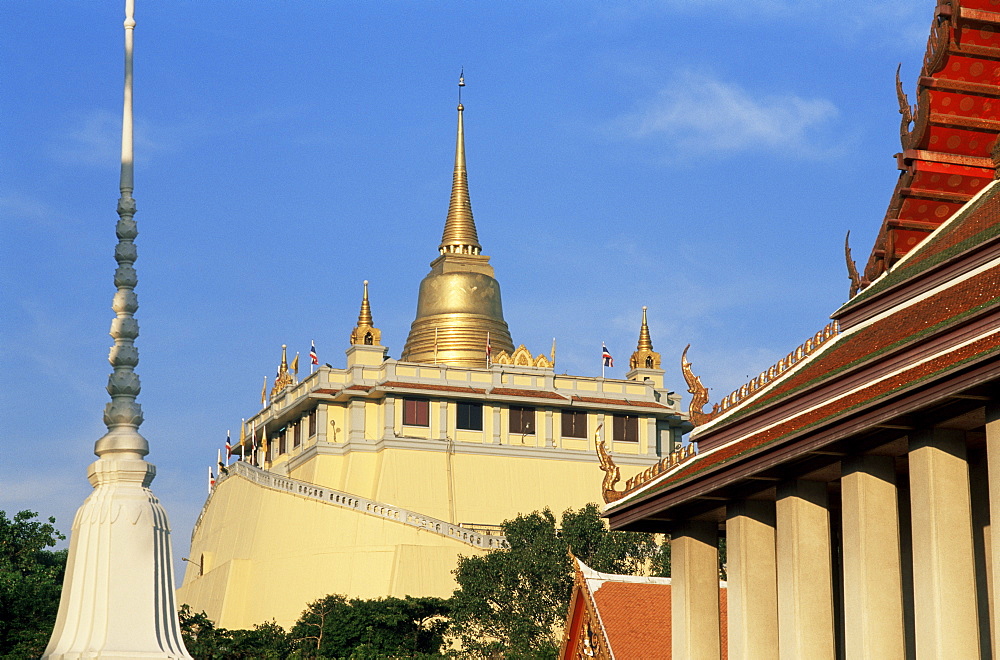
<box><xmin>197</xmin><ymin>461</ymin><xmax>508</xmax><ymax>551</ymax></box>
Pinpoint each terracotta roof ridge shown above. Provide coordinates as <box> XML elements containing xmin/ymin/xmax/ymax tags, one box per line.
<box><xmin>844</xmin><ymin>179</ymin><xmax>1000</xmax><ymax>311</ymax></box>
<box><xmin>616</xmin><ymin>325</ymin><xmax>1000</xmax><ymax>508</ymax></box>
<box><xmin>693</xmin><ymin>323</ymin><xmax>844</xmax><ymax>437</ymax></box>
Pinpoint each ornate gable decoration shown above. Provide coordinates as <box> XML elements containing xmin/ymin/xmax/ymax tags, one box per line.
<box><xmin>493</xmin><ymin>344</ymin><xmax>553</xmax><ymax>369</ymax></box>
<box><xmin>271</xmin><ymin>344</ymin><xmax>296</xmax><ymax>398</ymax></box>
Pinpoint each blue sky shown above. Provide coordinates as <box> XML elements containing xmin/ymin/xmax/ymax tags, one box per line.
<box><xmin>3</xmin><ymin>1</ymin><xmax>929</xmax><ymax>582</ymax></box>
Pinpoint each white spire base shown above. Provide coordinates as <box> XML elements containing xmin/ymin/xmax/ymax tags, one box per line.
<box><xmin>42</xmin><ymin>457</ymin><xmax>191</xmax><ymax>659</ymax></box>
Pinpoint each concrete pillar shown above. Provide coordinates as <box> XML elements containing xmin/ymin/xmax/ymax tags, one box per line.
<box><xmin>348</xmin><ymin>399</ymin><xmax>365</xmax><ymax>442</ymax></box>
<box><xmin>672</xmin><ymin>520</ymin><xmax>721</xmax><ymax>660</ymax></box>
<box><xmin>909</xmin><ymin>428</ymin><xmax>979</xmax><ymax>658</ymax></box>
<box><xmin>726</xmin><ymin>500</ymin><xmax>778</xmax><ymax>660</ymax></box>
<box><xmin>986</xmin><ymin>401</ymin><xmax>1000</xmax><ymax>656</ymax></box>
<box><xmin>970</xmin><ymin>450</ymin><xmax>993</xmax><ymax>658</ymax></box>
<box><xmin>544</xmin><ymin>409</ymin><xmax>554</xmax><ymax>448</ymax></box>
<box><xmin>776</xmin><ymin>479</ymin><xmax>836</xmax><ymax>660</ymax></box>
<box><xmin>491</xmin><ymin>405</ymin><xmax>502</xmax><ymax>444</ymax></box>
<box><xmin>841</xmin><ymin>455</ymin><xmax>905</xmax><ymax>659</ymax></box>
<box><xmin>382</xmin><ymin>397</ymin><xmax>395</xmax><ymax>439</ymax></box>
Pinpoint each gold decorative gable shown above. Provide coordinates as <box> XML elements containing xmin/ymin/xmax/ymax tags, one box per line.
<box><xmin>492</xmin><ymin>344</ymin><xmax>552</xmax><ymax>369</ymax></box>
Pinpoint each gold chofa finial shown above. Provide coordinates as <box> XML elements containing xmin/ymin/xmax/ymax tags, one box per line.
<box><xmin>439</xmin><ymin>73</ymin><xmax>482</xmax><ymax>256</ymax></box>
<box><xmin>629</xmin><ymin>306</ymin><xmax>661</xmax><ymax>370</ymax></box>
<box><xmin>351</xmin><ymin>280</ymin><xmax>382</xmax><ymax>346</ymax></box>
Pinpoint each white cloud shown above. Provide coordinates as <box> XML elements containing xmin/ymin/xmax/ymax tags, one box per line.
<box><xmin>48</xmin><ymin>109</ymin><xmax>165</xmax><ymax>167</ymax></box>
<box><xmin>617</xmin><ymin>71</ymin><xmax>841</xmax><ymax>159</ymax></box>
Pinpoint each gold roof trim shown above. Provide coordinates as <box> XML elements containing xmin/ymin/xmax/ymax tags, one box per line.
<box><xmin>681</xmin><ymin>320</ymin><xmax>841</xmax><ymax>427</ymax></box>
<box><xmin>597</xmin><ymin>429</ymin><xmax>700</xmax><ymax>504</ymax></box>
<box><xmin>493</xmin><ymin>344</ymin><xmax>553</xmax><ymax>369</ymax></box>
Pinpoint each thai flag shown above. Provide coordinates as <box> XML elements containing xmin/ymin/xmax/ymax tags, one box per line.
<box><xmin>486</xmin><ymin>332</ymin><xmax>492</xmax><ymax>364</ymax></box>
<box><xmin>602</xmin><ymin>343</ymin><xmax>614</xmax><ymax>368</ymax></box>
<box><xmin>225</xmin><ymin>430</ymin><xmax>232</xmax><ymax>459</ymax></box>
<box><xmin>310</xmin><ymin>340</ymin><xmax>318</xmax><ymax>365</ymax></box>
<box><xmin>208</xmin><ymin>466</ymin><xmax>215</xmax><ymax>492</ymax></box>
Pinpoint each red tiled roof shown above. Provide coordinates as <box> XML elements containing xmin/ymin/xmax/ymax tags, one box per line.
<box><xmin>723</xmin><ymin>264</ymin><xmax>1000</xmax><ymax>425</ymax></box>
<box><xmin>572</xmin><ymin>395</ymin><xmax>668</xmax><ymax>409</ymax></box>
<box><xmin>489</xmin><ymin>387</ymin><xmax>567</xmax><ymax>400</ymax></box>
<box><xmin>634</xmin><ymin>329</ymin><xmax>1000</xmax><ymax>500</ymax></box>
<box><xmin>345</xmin><ymin>384</ymin><xmax>370</xmax><ymax>391</ymax></box>
<box><xmin>379</xmin><ymin>381</ymin><xmax>486</xmax><ymax>394</ymax></box>
<box><xmin>847</xmin><ymin>182</ymin><xmax>1000</xmax><ymax>308</ymax></box>
<box><xmin>592</xmin><ymin>582</ymin><xmax>673</xmax><ymax>658</ymax></box>
<box><xmin>314</xmin><ymin>388</ymin><xmax>339</xmax><ymax>395</ymax></box>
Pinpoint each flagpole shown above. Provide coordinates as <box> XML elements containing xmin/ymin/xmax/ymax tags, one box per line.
<box><xmin>225</xmin><ymin>431</ymin><xmax>230</xmax><ymax>466</ymax></box>
<box><xmin>602</xmin><ymin>340</ymin><xmax>605</xmax><ymax>379</ymax></box>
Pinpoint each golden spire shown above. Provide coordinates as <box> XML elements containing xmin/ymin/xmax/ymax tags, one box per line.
<box><xmin>358</xmin><ymin>280</ymin><xmax>373</xmax><ymax>326</ymax></box>
<box><xmin>439</xmin><ymin>72</ymin><xmax>482</xmax><ymax>256</ymax></box>
<box><xmin>271</xmin><ymin>344</ymin><xmax>295</xmax><ymax>397</ymax></box>
<box><xmin>637</xmin><ymin>306</ymin><xmax>654</xmax><ymax>352</ymax></box>
<box><xmin>629</xmin><ymin>306</ymin><xmax>661</xmax><ymax>371</ymax></box>
<box><xmin>400</xmin><ymin>75</ymin><xmax>514</xmax><ymax>367</ymax></box>
<box><xmin>350</xmin><ymin>280</ymin><xmax>382</xmax><ymax>346</ymax></box>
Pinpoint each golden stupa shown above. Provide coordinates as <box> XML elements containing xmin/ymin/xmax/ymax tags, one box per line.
<box><xmin>401</xmin><ymin>94</ymin><xmax>515</xmax><ymax>367</ymax></box>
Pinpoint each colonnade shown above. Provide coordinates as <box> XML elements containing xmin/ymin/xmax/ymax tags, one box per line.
<box><xmin>672</xmin><ymin>407</ymin><xmax>1000</xmax><ymax>659</ymax></box>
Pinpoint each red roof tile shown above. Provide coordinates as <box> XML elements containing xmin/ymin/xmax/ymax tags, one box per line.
<box><xmin>489</xmin><ymin>387</ymin><xmax>567</xmax><ymax>400</ymax></box>
<box><xmin>572</xmin><ymin>395</ymin><xmax>667</xmax><ymax>409</ymax></box>
<box><xmin>379</xmin><ymin>381</ymin><xmax>486</xmax><ymax>394</ymax></box>
<box><xmin>634</xmin><ymin>330</ymin><xmax>1000</xmax><ymax>500</ymax></box>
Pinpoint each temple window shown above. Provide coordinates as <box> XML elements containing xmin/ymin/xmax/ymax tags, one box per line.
<box><xmin>645</xmin><ymin>356</ymin><xmax>654</xmax><ymax>368</ymax></box>
<box><xmin>457</xmin><ymin>402</ymin><xmax>483</xmax><ymax>431</ymax></box>
<box><xmin>308</xmin><ymin>410</ymin><xmax>317</xmax><ymax>437</ymax></box>
<box><xmin>364</xmin><ymin>332</ymin><xmax>373</xmax><ymax>345</ymax></box>
<box><xmin>612</xmin><ymin>415</ymin><xmax>639</xmax><ymax>442</ymax></box>
<box><xmin>278</xmin><ymin>428</ymin><xmax>288</xmax><ymax>454</ymax></box>
<box><xmin>509</xmin><ymin>406</ymin><xmax>535</xmax><ymax>435</ymax></box>
<box><xmin>292</xmin><ymin>422</ymin><xmax>301</xmax><ymax>449</ymax></box>
<box><xmin>403</xmin><ymin>398</ymin><xmax>430</xmax><ymax>427</ymax></box>
<box><xmin>561</xmin><ymin>410</ymin><xmax>587</xmax><ymax>438</ymax></box>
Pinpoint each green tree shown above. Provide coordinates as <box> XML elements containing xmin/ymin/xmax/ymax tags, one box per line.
<box><xmin>179</xmin><ymin>605</ymin><xmax>293</xmax><ymax>659</ymax></box>
<box><xmin>449</xmin><ymin>504</ymin><xmax>662</xmax><ymax>658</ymax></box>
<box><xmin>0</xmin><ymin>510</ymin><xmax>67</xmax><ymax>659</ymax></box>
<box><xmin>290</xmin><ymin>594</ymin><xmax>449</xmax><ymax>659</ymax></box>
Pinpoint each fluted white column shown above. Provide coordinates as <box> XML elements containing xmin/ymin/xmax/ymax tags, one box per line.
<box><xmin>43</xmin><ymin>2</ymin><xmax>190</xmax><ymax>657</ymax></box>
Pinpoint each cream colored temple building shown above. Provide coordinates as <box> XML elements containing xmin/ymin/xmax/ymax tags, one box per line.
<box><xmin>177</xmin><ymin>99</ymin><xmax>688</xmax><ymax>630</ymax></box>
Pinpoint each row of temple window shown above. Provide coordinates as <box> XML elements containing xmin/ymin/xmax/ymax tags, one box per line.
<box><xmin>401</xmin><ymin>398</ymin><xmax>640</xmax><ymax>442</ymax></box>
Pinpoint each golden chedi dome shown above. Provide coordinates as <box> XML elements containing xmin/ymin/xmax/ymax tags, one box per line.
<box><xmin>401</xmin><ymin>89</ymin><xmax>514</xmax><ymax>367</ymax></box>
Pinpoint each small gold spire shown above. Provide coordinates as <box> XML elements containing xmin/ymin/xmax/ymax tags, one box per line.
<box><xmin>350</xmin><ymin>280</ymin><xmax>382</xmax><ymax>346</ymax></box>
<box><xmin>629</xmin><ymin>306</ymin><xmax>661</xmax><ymax>370</ymax></box>
<box><xmin>358</xmin><ymin>280</ymin><xmax>373</xmax><ymax>327</ymax></box>
<box><xmin>271</xmin><ymin>344</ymin><xmax>295</xmax><ymax>398</ymax></box>
<box><xmin>439</xmin><ymin>72</ymin><xmax>482</xmax><ymax>256</ymax></box>
<box><xmin>637</xmin><ymin>307</ymin><xmax>654</xmax><ymax>352</ymax></box>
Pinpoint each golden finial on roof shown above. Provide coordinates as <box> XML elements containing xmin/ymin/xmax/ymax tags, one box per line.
<box><xmin>629</xmin><ymin>306</ymin><xmax>661</xmax><ymax>370</ymax></box>
<box><xmin>439</xmin><ymin>70</ymin><xmax>482</xmax><ymax>256</ymax></box>
<box><xmin>350</xmin><ymin>280</ymin><xmax>382</xmax><ymax>346</ymax></box>
<box><xmin>271</xmin><ymin>344</ymin><xmax>296</xmax><ymax>398</ymax></box>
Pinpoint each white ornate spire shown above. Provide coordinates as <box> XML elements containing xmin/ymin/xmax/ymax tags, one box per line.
<box><xmin>43</xmin><ymin>2</ymin><xmax>191</xmax><ymax>657</ymax></box>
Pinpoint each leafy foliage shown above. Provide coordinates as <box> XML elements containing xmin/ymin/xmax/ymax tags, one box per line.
<box><xmin>179</xmin><ymin>605</ymin><xmax>293</xmax><ymax>659</ymax></box>
<box><xmin>290</xmin><ymin>594</ymin><xmax>449</xmax><ymax>659</ymax></box>
<box><xmin>0</xmin><ymin>510</ymin><xmax>67</xmax><ymax>659</ymax></box>
<box><xmin>449</xmin><ymin>504</ymin><xmax>664</xmax><ymax>658</ymax></box>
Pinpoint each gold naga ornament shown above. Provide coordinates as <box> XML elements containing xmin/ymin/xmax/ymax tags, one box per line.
<box><xmin>681</xmin><ymin>344</ymin><xmax>718</xmax><ymax>426</ymax></box>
